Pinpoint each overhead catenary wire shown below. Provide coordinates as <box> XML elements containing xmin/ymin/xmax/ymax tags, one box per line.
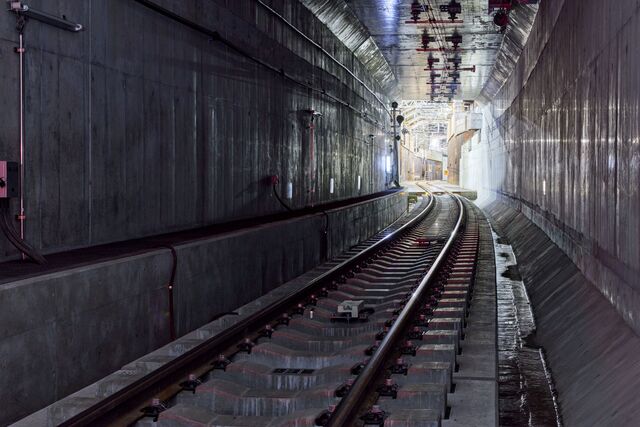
<box><xmin>421</xmin><ymin>0</ymin><xmax>458</xmax><ymax>94</ymax></box>
<box><xmin>423</xmin><ymin>0</ymin><xmax>453</xmax><ymax>82</ymax></box>
<box><xmin>426</xmin><ymin>1</ymin><xmax>456</xmax><ymax>65</ymax></box>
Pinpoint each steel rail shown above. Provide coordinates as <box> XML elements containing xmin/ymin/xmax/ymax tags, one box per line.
<box><xmin>327</xmin><ymin>194</ymin><xmax>465</xmax><ymax>426</ymax></box>
<box><xmin>59</xmin><ymin>195</ymin><xmax>436</xmax><ymax>426</ymax></box>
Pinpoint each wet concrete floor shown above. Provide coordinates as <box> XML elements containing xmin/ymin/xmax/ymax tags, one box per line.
<box><xmin>493</xmin><ymin>231</ymin><xmax>562</xmax><ymax>426</ymax></box>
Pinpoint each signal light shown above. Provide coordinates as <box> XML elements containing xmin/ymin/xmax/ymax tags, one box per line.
<box><xmin>494</xmin><ymin>9</ymin><xmax>509</xmax><ymax>31</ymax></box>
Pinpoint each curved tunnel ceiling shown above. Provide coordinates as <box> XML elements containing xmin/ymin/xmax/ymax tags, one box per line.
<box><xmin>300</xmin><ymin>1</ymin><xmax>540</xmax><ymax>138</ymax></box>
<box><xmin>344</xmin><ymin>0</ymin><xmax>505</xmax><ymax>102</ymax></box>
<box><xmin>478</xmin><ymin>3</ymin><xmax>540</xmax><ymax>107</ymax></box>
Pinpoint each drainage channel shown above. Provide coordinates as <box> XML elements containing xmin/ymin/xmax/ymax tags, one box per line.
<box><xmin>493</xmin><ymin>230</ymin><xmax>562</xmax><ymax>427</ymax></box>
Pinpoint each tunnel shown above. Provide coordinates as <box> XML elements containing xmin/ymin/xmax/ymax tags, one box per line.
<box><xmin>0</xmin><ymin>0</ymin><xmax>638</xmax><ymax>426</ymax></box>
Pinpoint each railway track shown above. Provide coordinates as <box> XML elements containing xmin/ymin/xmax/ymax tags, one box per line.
<box><xmin>58</xmin><ymin>192</ymin><xmax>480</xmax><ymax>427</ymax></box>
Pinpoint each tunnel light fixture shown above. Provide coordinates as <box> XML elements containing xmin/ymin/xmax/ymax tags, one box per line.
<box><xmin>329</xmin><ymin>178</ymin><xmax>335</xmax><ymax>194</ymax></box>
<box><xmin>286</xmin><ymin>182</ymin><xmax>293</xmax><ymax>200</ymax></box>
<box><xmin>7</xmin><ymin>1</ymin><xmax>83</xmax><ymax>32</ymax></box>
<box><xmin>385</xmin><ymin>156</ymin><xmax>392</xmax><ymax>174</ymax></box>
<box><xmin>357</xmin><ymin>175</ymin><xmax>362</xmax><ymax>192</ymax></box>
<box><xmin>542</xmin><ymin>179</ymin><xmax>547</xmax><ymax>196</ymax></box>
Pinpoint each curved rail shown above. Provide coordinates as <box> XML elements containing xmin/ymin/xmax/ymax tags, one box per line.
<box><xmin>59</xmin><ymin>195</ymin><xmax>436</xmax><ymax>426</ymax></box>
<box><xmin>327</xmin><ymin>194</ymin><xmax>465</xmax><ymax>426</ymax></box>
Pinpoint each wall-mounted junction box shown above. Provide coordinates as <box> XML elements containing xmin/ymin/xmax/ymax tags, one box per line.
<box><xmin>0</xmin><ymin>161</ymin><xmax>19</xmax><ymax>198</ymax></box>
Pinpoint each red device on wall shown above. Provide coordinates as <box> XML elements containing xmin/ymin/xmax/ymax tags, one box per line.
<box><xmin>0</xmin><ymin>161</ymin><xmax>19</xmax><ymax>199</ymax></box>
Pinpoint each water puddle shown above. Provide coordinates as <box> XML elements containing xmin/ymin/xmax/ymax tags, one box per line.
<box><xmin>493</xmin><ymin>230</ymin><xmax>562</xmax><ymax>426</ymax></box>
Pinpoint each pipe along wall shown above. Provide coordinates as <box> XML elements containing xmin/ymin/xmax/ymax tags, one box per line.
<box><xmin>0</xmin><ymin>0</ymin><xmax>393</xmax><ymax>262</ymax></box>
<box><xmin>0</xmin><ymin>0</ymin><xmax>407</xmax><ymax>424</ymax></box>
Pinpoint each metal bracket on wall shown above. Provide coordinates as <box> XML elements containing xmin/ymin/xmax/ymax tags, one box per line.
<box><xmin>7</xmin><ymin>1</ymin><xmax>83</xmax><ymax>32</ymax></box>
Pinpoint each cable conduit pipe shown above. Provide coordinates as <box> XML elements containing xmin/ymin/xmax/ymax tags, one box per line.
<box><xmin>0</xmin><ymin>199</ymin><xmax>46</xmax><ymax>264</ymax></box>
<box><xmin>272</xmin><ymin>178</ymin><xmax>330</xmax><ymax>261</ymax></box>
<box><xmin>132</xmin><ymin>0</ymin><xmax>386</xmax><ymax>128</ymax></box>
<box><xmin>17</xmin><ymin>30</ymin><xmax>26</xmax><ymax>246</ymax></box>
<box><xmin>321</xmin><ymin>210</ymin><xmax>329</xmax><ymax>261</ymax></box>
<box><xmin>162</xmin><ymin>245</ymin><xmax>178</xmax><ymax>341</ymax></box>
<box><xmin>254</xmin><ymin>0</ymin><xmax>391</xmax><ymax>117</ymax></box>
<box><xmin>271</xmin><ymin>170</ymin><xmax>329</xmax><ymax>261</ymax></box>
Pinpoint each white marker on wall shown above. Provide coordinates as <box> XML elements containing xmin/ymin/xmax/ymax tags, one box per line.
<box><xmin>286</xmin><ymin>181</ymin><xmax>293</xmax><ymax>199</ymax></box>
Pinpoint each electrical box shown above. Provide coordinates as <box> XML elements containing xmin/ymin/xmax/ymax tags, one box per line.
<box><xmin>466</xmin><ymin>113</ymin><xmax>483</xmax><ymax>131</ymax></box>
<box><xmin>488</xmin><ymin>0</ymin><xmax>512</xmax><ymax>12</ymax></box>
<box><xmin>337</xmin><ymin>300</ymin><xmax>365</xmax><ymax>318</ymax></box>
<box><xmin>0</xmin><ymin>161</ymin><xmax>19</xmax><ymax>198</ymax></box>
<box><xmin>489</xmin><ymin>0</ymin><xmax>538</xmax><ymax>12</ymax></box>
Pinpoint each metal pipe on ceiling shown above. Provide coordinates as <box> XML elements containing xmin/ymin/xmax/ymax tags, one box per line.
<box><xmin>132</xmin><ymin>0</ymin><xmax>385</xmax><ymax>128</ymax></box>
<box><xmin>255</xmin><ymin>0</ymin><xmax>391</xmax><ymax>118</ymax></box>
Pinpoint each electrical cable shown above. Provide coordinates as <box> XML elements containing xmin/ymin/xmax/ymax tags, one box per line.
<box><xmin>321</xmin><ymin>210</ymin><xmax>329</xmax><ymax>237</ymax></box>
<box><xmin>424</xmin><ymin>1</ymin><xmax>452</xmax><ymax>80</ymax></box>
<box><xmin>0</xmin><ymin>199</ymin><xmax>46</xmax><ymax>264</ymax></box>
<box><xmin>254</xmin><ymin>0</ymin><xmax>391</xmax><ymax>118</ymax></box>
<box><xmin>162</xmin><ymin>244</ymin><xmax>178</xmax><ymax>341</ymax></box>
<box><xmin>421</xmin><ymin>0</ymin><xmax>457</xmax><ymax>97</ymax></box>
<box><xmin>434</xmin><ymin>4</ymin><xmax>463</xmax><ymax>94</ymax></box>
<box><xmin>271</xmin><ymin>181</ymin><xmax>329</xmax><ymax>259</ymax></box>
<box><xmin>272</xmin><ymin>184</ymin><xmax>293</xmax><ymax>212</ymax></box>
<box><xmin>320</xmin><ymin>210</ymin><xmax>330</xmax><ymax>261</ymax></box>
<box><xmin>132</xmin><ymin>0</ymin><xmax>385</xmax><ymax>128</ymax></box>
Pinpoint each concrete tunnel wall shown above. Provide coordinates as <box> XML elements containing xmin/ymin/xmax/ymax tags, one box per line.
<box><xmin>460</xmin><ymin>0</ymin><xmax>640</xmax><ymax>334</ymax></box>
<box><xmin>459</xmin><ymin>0</ymin><xmax>640</xmax><ymax>423</ymax></box>
<box><xmin>0</xmin><ymin>0</ymin><xmax>393</xmax><ymax>262</ymax></box>
<box><xmin>0</xmin><ymin>0</ymin><xmax>407</xmax><ymax>423</ymax></box>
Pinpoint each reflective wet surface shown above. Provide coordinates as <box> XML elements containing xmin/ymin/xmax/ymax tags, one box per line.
<box><xmin>471</xmin><ymin>0</ymin><xmax>640</xmax><ymax>336</ymax></box>
<box><xmin>493</xmin><ymin>231</ymin><xmax>562</xmax><ymax>427</ymax></box>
